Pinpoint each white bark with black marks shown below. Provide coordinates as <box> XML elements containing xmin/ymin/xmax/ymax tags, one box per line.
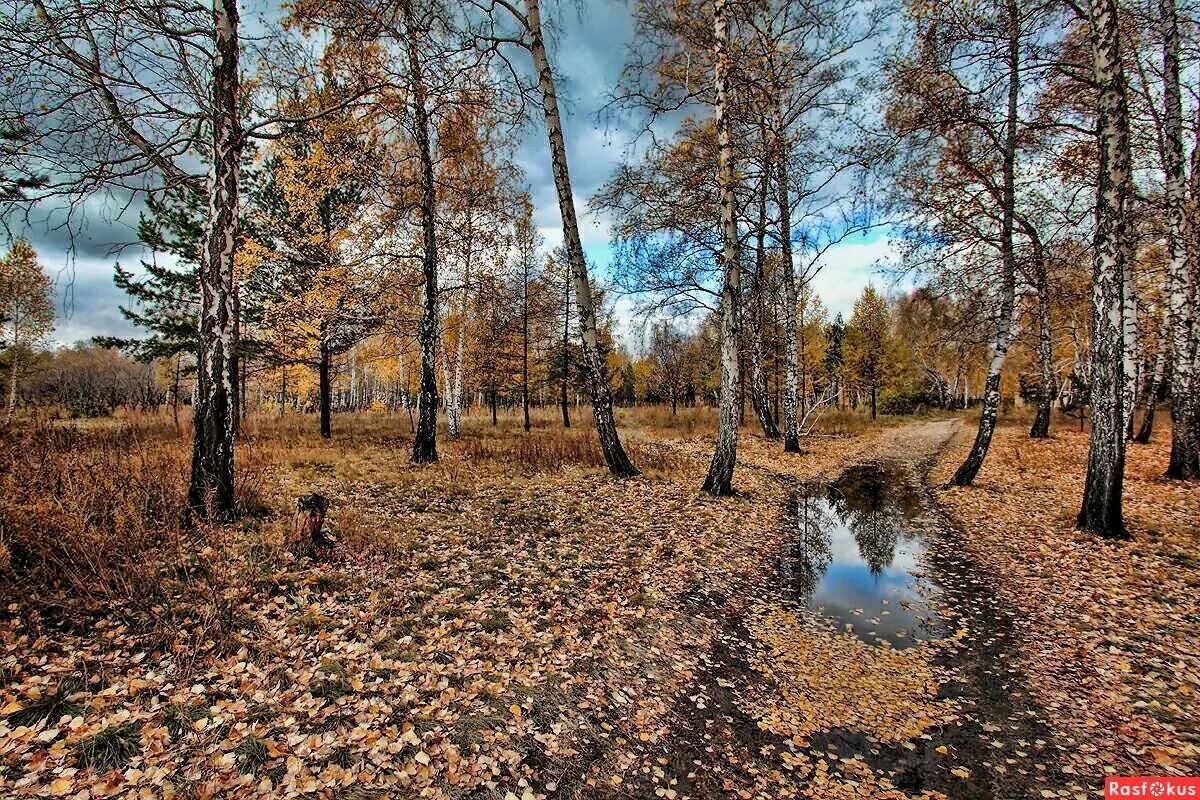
<box><xmin>1161</xmin><ymin>0</ymin><xmax>1199</xmax><ymax>478</ymax></box>
<box><xmin>702</xmin><ymin>0</ymin><xmax>740</xmax><ymax>496</ymax></box>
<box><xmin>1030</xmin><ymin>252</ymin><xmax>1055</xmax><ymax>438</ymax></box>
<box><xmin>750</xmin><ymin>154</ymin><xmax>779</xmax><ymax>439</ymax></box>
<box><xmin>1135</xmin><ymin>344</ymin><xmax>1166</xmax><ymax>444</ymax></box>
<box><xmin>188</xmin><ymin>0</ymin><xmax>241</xmax><ymax>521</ymax></box>
<box><xmin>405</xmin><ymin>0</ymin><xmax>440</xmax><ymax>465</ymax></box>
<box><xmin>950</xmin><ymin>0</ymin><xmax>1020</xmax><ymax>487</ymax></box>
<box><xmin>1078</xmin><ymin>0</ymin><xmax>1131</xmax><ymax>537</ymax></box>
<box><xmin>526</xmin><ymin>0</ymin><xmax>637</xmax><ymax>475</ymax></box>
<box><xmin>778</xmin><ymin>148</ymin><xmax>800</xmax><ymax>453</ymax></box>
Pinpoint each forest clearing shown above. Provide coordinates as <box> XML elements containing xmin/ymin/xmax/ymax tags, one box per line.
<box><xmin>2</xmin><ymin>0</ymin><xmax>1200</xmax><ymax>795</ymax></box>
<box><xmin>0</xmin><ymin>409</ymin><xmax>1196</xmax><ymax>798</ymax></box>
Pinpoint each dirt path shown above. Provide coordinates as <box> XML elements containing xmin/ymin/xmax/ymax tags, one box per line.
<box><xmin>593</xmin><ymin>420</ymin><xmax>1073</xmax><ymax>800</ymax></box>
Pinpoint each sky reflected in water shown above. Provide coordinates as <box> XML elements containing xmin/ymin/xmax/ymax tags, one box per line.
<box><xmin>779</xmin><ymin>465</ymin><xmax>941</xmax><ymax>647</ymax></box>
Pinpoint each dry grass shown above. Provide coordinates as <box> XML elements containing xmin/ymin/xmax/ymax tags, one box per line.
<box><xmin>0</xmin><ymin>420</ymin><xmax>273</xmax><ymax>645</ymax></box>
<box><xmin>0</xmin><ymin>403</ymin><xmax>894</xmax><ymax>639</ymax></box>
<box><xmin>0</xmin><ymin>422</ymin><xmax>190</xmax><ymax>601</ymax></box>
<box><xmin>455</xmin><ymin>423</ymin><xmax>688</xmax><ymax>473</ymax></box>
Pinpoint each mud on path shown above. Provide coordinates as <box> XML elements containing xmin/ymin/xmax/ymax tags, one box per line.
<box><xmin>598</xmin><ymin>421</ymin><xmax>1076</xmax><ymax>800</ymax></box>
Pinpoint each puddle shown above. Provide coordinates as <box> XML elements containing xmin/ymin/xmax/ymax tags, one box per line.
<box><xmin>599</xmin><ymin>431</ymin><xmax>1071</xmax><ymax>800</ymax></box>
<box><xmin>779</xmin><ymin>464</ymin><xmax>943</xmax><ymax>647</ymax></box>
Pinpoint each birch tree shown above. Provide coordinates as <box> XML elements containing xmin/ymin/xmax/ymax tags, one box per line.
<box><xmin>468</xmin><ymin>0</ymin><xmax>638</xmax><ymax>475</ymax></box>
<box><xmin>886</xmin><ymin>0</ymin><xmax>1045</xmax><ymax>484</ymax></box>
<box><xmin>436</xmin><ymin>95</ymin><xmax>519</xmax><ymax>439</ymax></box>
<box><xmin>1</xmin><ymin>240</ymin><xmax>54</xmax><ymax>424</ymax></box>
<box><xmin>1</xmin><ymin>0</ymin><xmax>373</xmax><ymax>519</ymax></box>
<box><xmin>1077</xmin><ymin>0</ymin><xmax>1132</xmax><ymax>537</ymax></box>
<box><xmin>741</xmin><ymin>0</ymin><xmax>885</xmax><ymax>452</ymax></box>
<box><xmin>0</xmin><ymin>0</ymin><xmax>244</xmax><ymax>517</ymax></box>
<box><xmin>1160</xmin><ymin>0</ymin><xmax>1199</xmax><ymax>479</ymax></box>
<box><xmin>701</xmin><ymin>0</ymin><xmax>742</xmax><ymax>495</ymax></box>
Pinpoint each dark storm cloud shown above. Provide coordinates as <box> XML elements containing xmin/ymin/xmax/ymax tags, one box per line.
<box><xmin>15</xmin><ymin>192</ymin><xmax>146</xmax><ymax>261</ymax></box>
<box><xmin>49</xmin><ymin>256</ymin><xmax>139</xmax><ymax>347</ymax></box>
<box><xmin>16</xmin><ymin>0</ymin><xmax>645</xmax><ymax>345</ymax></box>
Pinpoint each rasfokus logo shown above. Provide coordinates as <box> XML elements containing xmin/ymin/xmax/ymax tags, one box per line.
<box><xmin>1106</xmin><ymin>778</ymin><xmax>1200</xmax><ymax>798</ymax></box>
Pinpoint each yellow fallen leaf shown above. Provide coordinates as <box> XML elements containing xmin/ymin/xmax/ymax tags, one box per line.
<box><xmin>509</xmin><ymin>704</ymin><xmax>522</xmax><ymax>717</ymax></box>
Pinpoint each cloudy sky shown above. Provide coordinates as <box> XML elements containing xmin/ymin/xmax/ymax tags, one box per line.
<box><xmin>18</xmin><ymin>0</ymin><xmax>898</xmax><ymax>352</ymax></box>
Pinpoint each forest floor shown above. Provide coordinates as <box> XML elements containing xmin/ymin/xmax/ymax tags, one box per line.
<box><xmin>0</xmin><ymin>409</ymin><xmax>1197</xmax><ymax>799</ymax></box>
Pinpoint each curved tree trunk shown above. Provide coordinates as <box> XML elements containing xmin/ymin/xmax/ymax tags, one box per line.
<box><xmin>950</xmin><ymin>0</ymin><xmax>1019</xmax><ymax>486</ymax></box>
<box><xmin>702</xmin><ymin>0</ymin><xmax>740</xmax><ymax>496</ymax></box>
<box><xmin>1077</xmin><ymin>0</ymin><xmax>1131</xmax><ymax>537</ymax></box>
<box><xmin>405</xmin><ymin>0</ymin><xmax>440</xmax><ymax>465</ymax></box>
<box><xmin>1134</xmin><ymin>346</ymin><xmax>1166</xmax><ymax>443</ymax></box>
<box><xmin>188</xmin><ymin>0</ymin><xmax>241</xmax><ymax>521</ymax></box>
<box><xmin>526</xmin><ymin>0</ymin><xmax>635</xmax><ymax>475</ymax></box>
<box><xmin>1161</xmin><ymin>0</ymin><xmax>1199</xmax><ymax>478</ymax></box>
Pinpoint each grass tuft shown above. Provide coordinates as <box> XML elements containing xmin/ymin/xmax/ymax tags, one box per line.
<box><xmin>234</xmin><ymin>734</ymin><xmax>270</xmax><ymax>774</ymax></box>
<box><xmin>163</xmin><ymin>702</ymin><xmax>205</xmax><ymax>740</ymax></box>
<box><xmin>6</xmin><ymin>678</ymin><xmax>85</xmax><ymax>727</ymax></box>
<box><xmin>71</xmin><ymin>723</ymin><xmax>141</xmax><ymax>772</ymax></box>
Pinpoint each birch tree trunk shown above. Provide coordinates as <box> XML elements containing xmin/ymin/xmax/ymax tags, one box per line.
<box><xmin>450</xmin><ymin>251</ymin><xmax>468</xmax><ymax>434</ymax></box>
<box><xmin>1161</xmin><ymin>0</ymin><xmax>1199</xmax><ymax>479</ymax></box>
<box><xmin>778</xmin><ymin>147</ymin><xmax>801</xmax><ymax>453</ymax></box>
<box><xmin>405</xmin><ymin>0</ymin><xmax>440</xmax><ymax>464</ymax></box>
<box><xmin>319</xmin><ymin>341</ymin><xmax>332</xmax><ymax>439</ymax></box>
<box><xmin>526</xmin><ymin>0</ymin><xmax>636</xmax><ymax>475</ymax></box>
<box><xmin>1134</xmin><ymin>344</ymin><xmax>1166</xmax><ymax>443</ymax></box>
<box><xmin>1122</xmin><ymin>253</ymin><xmax>1140</xmax><ymax>440</ymax></box>
<box><xmin>440</xmin><ymin>333</ymin><xmax>452</xmax><ymax>411</ymax></box>
<box><xmin>522</xmin><ymin>249</ymin><xmax>531</xmax><ymax>432</ymax></box>
<box><xmin>444</xmin><ymin>214</ymin><xmax>470</xmax><ymax>439</ymax></box>
<box><xmin>560</xmin><ymin>267</ymin><xmax>571</xmax><ymax>428</ymax></box>
<box><xmin>5</xmin><ymin>347</ymin><xmax>17</xmax><ymax>425</ymax></box>
<box><xmin>701</xmin><ymin>0</ymin><xmax>741</xmax><ymax>496</ymax></box>
<box><xmin>1077</xmin><ymin>0</ymin><xmax>1131</xmax><ymax>536</ymax></box>
<box><xmin>187</xmin><ymin>0</ymin><xmax>241</xmax><ymax>521</ymax></box>
<box><xmin>950</xmin><ymin>0</ymin><xmax>1019</xmax><ymax>486</ymax></box>
<box><xmin>1030</xmin><ymin>249</ymin><xmax>1055</xmax><ymax>438</ymax></box>
<box><xmin>750</xmin><ymin>150</ymin><xmax>779</xmax><ymax>439</ymax></box>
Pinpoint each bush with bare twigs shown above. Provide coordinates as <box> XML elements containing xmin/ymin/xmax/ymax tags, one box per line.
<box><xmin>0</xmin><ymin>421</ymin><xmax>271</xmax><ymax>634</ymax></box>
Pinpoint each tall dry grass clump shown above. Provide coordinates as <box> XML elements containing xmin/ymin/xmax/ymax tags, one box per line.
<box><xmin>0</xmin><ymin>421</ymin><xmax>269</xmax><ymax>621</ymax></box>
<box><xmin>0</xmin><ymin>422</ymin><xmax>189</xmax><ymax>603</ymax></box>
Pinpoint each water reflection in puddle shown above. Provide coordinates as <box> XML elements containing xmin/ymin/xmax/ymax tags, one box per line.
<box><xmin>779</xmin><ymin>464</ymin><xmax>942</xmax><ymax>647</ymax></box>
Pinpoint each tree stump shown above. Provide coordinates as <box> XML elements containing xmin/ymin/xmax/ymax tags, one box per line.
<box><xmin>289</xmin><ymin>494</ymin><xmax>332</xmax><ymax>558</ymax></box>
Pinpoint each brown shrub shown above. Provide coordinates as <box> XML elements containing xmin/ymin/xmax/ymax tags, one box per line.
<box><xmin>0</xmin><ymin>421</ymin><xmax>266</xmax><ymax>616</ymax></box>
